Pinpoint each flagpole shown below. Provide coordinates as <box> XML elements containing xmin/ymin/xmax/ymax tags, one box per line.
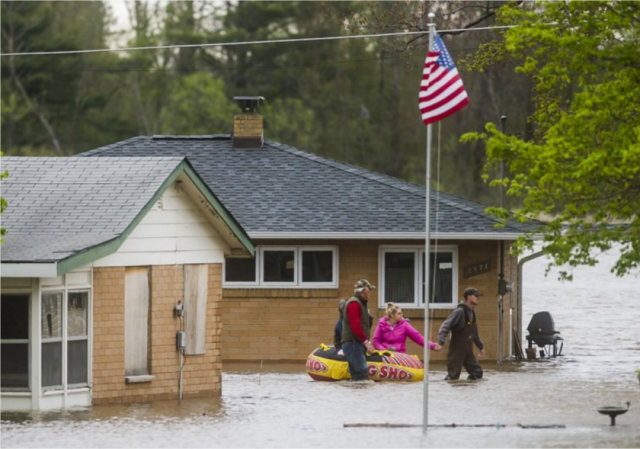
<box><xmin>422</xmin><ymin>12</ymin><xmax>436</xmax><ymax>434</ymax></box>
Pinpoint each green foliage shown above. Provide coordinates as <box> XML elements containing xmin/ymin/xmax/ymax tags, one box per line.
<box><xmin>161</xmin><ymin>73</ymin><xmax>236</xmax><ymax>134</ymax></box>
<box><xmin>464</xmin><ymin>1</ymin><xmax>640</xmax><ymax>277</ymax></box>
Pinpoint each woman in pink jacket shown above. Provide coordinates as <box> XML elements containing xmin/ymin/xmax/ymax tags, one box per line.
<box><xmin>373</xmin><ymin>303</ymin><xmax>442</xmax><ymax>353</ymax></box>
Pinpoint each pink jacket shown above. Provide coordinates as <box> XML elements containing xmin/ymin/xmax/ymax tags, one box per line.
<box><xmin>373</xmin><ymin>316</ymin><xmax>436</xmax><ymax>353</ymax></box>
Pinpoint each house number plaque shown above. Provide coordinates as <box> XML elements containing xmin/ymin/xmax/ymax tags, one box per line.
<box><xmin>463</xmin><ymin>259</ymin><xmax>491</xmax><ymax>278</ymax></box>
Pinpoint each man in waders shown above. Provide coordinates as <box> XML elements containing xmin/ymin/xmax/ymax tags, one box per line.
<box><xmin>437</xmin><ymin>287</ymin><xmax>485</xmax><ymax>380</ymax></box>
<box><xmin>341</xmin><ymin>279</ymin><xmax>376</xmax><ymax>381</ymax></box>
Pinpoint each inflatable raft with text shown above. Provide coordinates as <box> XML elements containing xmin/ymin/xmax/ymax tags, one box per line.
<box><xmin>306</xmin><ymin>344</ymin><xmax>424</xmax><ymax>382</ymax></box>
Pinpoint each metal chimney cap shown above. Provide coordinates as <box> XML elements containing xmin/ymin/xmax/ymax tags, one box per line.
<box><xmin>233</xmin><ymin>96</ymin><xmax>265</xmax><ymax>113</ymax></box>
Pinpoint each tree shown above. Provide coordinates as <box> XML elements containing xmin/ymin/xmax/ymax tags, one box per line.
<box><xmin>1</xmin><ymin>1</ymin><xmax>120</xmax><ymax>156</ymax></box>
<box><xmin>462</xmin><ymin>1</ymin><xmax>640</xmax><ymax>278</ymax></box>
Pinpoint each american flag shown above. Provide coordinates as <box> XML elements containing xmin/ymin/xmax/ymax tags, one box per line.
<box><xmin>419</xmin><ymin>33</ymin><xmax>469</xmax><ymax>125</ymax></box>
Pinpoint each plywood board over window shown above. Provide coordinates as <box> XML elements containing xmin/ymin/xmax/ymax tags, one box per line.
<box><xmin>125</xmin><ymin>267</ymin><xmax>150</xmax><ymax>376</ymax></box>
<box><xmin>184</xmin><ymin>264</ymin><xmax>207</xmax><ymax>355</ymax></box>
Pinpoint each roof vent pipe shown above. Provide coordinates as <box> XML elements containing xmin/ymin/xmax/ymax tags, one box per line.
<box><xmin>233</xmin><ymin>96</ymin><xmax>265</xmax><ymax>149</ymax></box>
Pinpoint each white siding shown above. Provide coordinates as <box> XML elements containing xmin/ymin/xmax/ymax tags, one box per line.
<box><xmin>93</xmin><ymin>182</ymin><xmax>229</xmax><ymax>268</ymax></box>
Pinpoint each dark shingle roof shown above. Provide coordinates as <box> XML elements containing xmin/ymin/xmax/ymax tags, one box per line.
<box><xmin>2</xmin><ymin>157</ymin><xmax>184</xmax><ymax>262</ymax></box>
<box><xmin>80</xmin><ymin>135</ymin><xmax>540</xmax><ymax>237</ymax></box>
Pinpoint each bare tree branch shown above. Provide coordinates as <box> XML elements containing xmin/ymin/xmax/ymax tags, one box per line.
<box><xmin>5</xmin><ymin>22</ymin><xmax>65</xmax><ymax>156</ymax></box>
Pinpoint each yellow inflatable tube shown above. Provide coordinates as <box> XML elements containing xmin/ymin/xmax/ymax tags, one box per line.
<box><xmin>306</xmin><ymin>344</ymin><xmax>424</xmax><ymax>382</ymax></box>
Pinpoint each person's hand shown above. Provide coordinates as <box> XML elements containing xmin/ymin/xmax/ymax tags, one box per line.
<box><xmin>433</xmin><ymin>343</ymin><xmax>442</xmax><ymax>352</ymax></box>
<box><xmin>478</xmin><ymin>349</ymin><xmax>485</xmax><ymax>357</ymax></box>
<box><xmin>364</xmin><ymin>341</ymin><xmax>375</xmax><ymax>353</ymax></box>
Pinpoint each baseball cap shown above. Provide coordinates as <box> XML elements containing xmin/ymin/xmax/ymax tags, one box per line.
<box><xmin>354</xmin><ymin>279</ymin><xmax>376</xmax><ymax>290</ymax></box>
<box><xmin>463</xmin><ymin>287</ymin><xmax>483</xmax><ymax>298</ymax></box>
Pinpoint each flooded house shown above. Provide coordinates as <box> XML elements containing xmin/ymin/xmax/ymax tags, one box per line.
<box><xmin>0</xmin><ymin>157</ymin><xmax>253</xmax><ymax>411</ymax></box>
<box><xmin>78</xmin><ymin>97</ymin><xmax>541</xmax><ymax>361</ymax></box>
<box><xmin>1</xmin><ymin>97</ymin><xmax>539</xmax><ymax>411</ymax></box>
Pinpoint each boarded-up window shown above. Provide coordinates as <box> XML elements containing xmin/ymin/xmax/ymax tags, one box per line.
<box><xmin>125</xmin><ymin>267</ymin><xmax>150</xmax><ymax>376</ymax></box>
<box><xmin>184</xmin><ymin>264</ymin><xmax>208</xmax><ymax>355</ymax></box>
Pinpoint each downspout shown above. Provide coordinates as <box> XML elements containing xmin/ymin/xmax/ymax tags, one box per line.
<box><xmin>498</xmin><ymin>241</ymin><xmax>505</xmax><ymax>363</ymax></box>
<box><xmin>516</xmin><ymin>249</ymin><xmax>545</xmax><ymax>353</ymax></box>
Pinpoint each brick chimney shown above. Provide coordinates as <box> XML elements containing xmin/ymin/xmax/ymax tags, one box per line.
<box><xmin>233</xmin><ymin>96</ymin><xmax>265</xmax><ymax>149</ymax></box>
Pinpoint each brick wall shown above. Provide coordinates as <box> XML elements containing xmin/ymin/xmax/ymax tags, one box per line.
<box><xmin>92</xmin><ymin>264</ymin><xmax>223</xmax><ymax>405</ymax></box>
<box><xmin>220</xmin><ymin>239</ymin><xmax>518</xmax><ymax>363</ymax></box>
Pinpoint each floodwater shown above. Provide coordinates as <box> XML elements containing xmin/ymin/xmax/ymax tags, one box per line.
<box><xmin>2</xmin><ymin>249</ymin><xmax>640</xmax><ymax>448</ymax></box>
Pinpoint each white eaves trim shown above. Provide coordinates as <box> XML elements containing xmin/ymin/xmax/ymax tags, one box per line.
<box><xmin>1</xmin><ymin>263</ymin><xmax>58</xmax><ymax>278</ymax></box>
<box><xmin>249</xmin><ymin>232</ymin><xmax>540</xmax><ymax>240</ymax></box>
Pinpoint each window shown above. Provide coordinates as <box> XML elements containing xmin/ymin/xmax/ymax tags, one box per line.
<box><xmin>41</xmin><ymin>290</ymin><xmax>90</xmax><ymax>389</ymax></box>
<box><xmin>224</xmin><ymin>246</ymin><xmax>338</xmax><ymax>288</ymax></box>
<box><xmin>224</xmin><ymin>258</ymin><xmax>256</xmax><ymax>284</ymax></box>
<box><xmin>183</xmin><ymin>264</ymin><xmax>207</xmax><ymax>355</ymax></box>
<box><xmin>1</xmin><ymin>294</ymin><xmax>30</xmax><ymax>390</ymax></box>
<box><xmin>42</xmin><ymin>292</ymin><xmax>63</xmax><ymax>388</ymax></box>
<box><xmin>380</xmin><ymin>246</ymin><xmax>458</xmax><ymax>308</ymax></box>
<box><xmin>67</xmin><ymin>291</ymin><xmax>89</xmax><ymax>385</ymax></box>
<box><xmin>262</xmin><ymin>249</ymin><xmax>295</xmax><ymax>284</ymax></box>
<box><xmin>125</xmin><ymin>267</ymin><xmax>150</xmax><ymax>376</ymax></box>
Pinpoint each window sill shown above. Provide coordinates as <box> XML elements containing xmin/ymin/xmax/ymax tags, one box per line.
<box><xmin>1</xmin><ymin>391</ymin><xmax>31</xmax><ymax>396</ymax></box>
<box><xmin>125</xmin><ymin>375</ymin><xmax>155</xmax><ymax>384</ymax></box>
<box><xmin>42</xmin><ymin>387</ymin><xmax>90</xmax><ymax>396</ymax></box>
<box><xmin>223</xmin><ymin>288</ymin><xmax>338</xmax><ymax>299</ymax></box>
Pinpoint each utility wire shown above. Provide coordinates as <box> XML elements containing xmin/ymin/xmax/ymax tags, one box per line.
<box><xmin>0</xmin><ymin>45</ymin><xmax>479</xmax><ymax>74</ymax></box>
<box><xmin>1</xmin><ymin>25</ymin><xmax>517</xmax><ymax>57</ymax></box>
<box><xmin>2</xmin><ymin>47</ymin><xmax>481</xmax><ymax>74</ymax></box>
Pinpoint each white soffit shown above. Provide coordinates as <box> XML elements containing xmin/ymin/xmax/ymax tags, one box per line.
<box><xmin>1</xmin><ymin>263</ymin><xmax>58</xmax><ymax>278</ymax></box>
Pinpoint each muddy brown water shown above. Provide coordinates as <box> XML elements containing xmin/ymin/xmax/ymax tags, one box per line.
<box><xmin>2</xmin><ymin>249</ymin><xmax>640</xmax><ymax>448</ymax></box>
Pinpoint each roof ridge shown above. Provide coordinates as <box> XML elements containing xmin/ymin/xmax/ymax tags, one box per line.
<box><xmin>151</xmin><ymin>134</ymin><xmax>231</xmax><ymax>141</ymax></box>
<box><xmin>77</xmin><ymin>136</ymin><xmax>149</xmax><ymax>157</ymax></box>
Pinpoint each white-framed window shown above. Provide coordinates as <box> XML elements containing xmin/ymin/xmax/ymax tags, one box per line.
<box><xmin>379</xmin><ymin>245</ymin><xmax>458</xmax><ymax>309</ymax></box>
<box><xmin>224</xmin><ymin>246</ymin><xmax>338</xmax><ymax>288</ymax></box>
<box><xmin>41</xmin><ymin>289</ymin><xmax>90</xmax><ymax>390</ymax></box>
<box><xmin>1</xmin><ymin>294</ymin><xmax>30</xmax><ymax>391</ymax></box>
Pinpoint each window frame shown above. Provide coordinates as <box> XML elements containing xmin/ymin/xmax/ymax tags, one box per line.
<box><xmin>66</xmin><ymin>290</ymin><xmax>89</xmax><ymax>388</ymax></box>
<box><xmin>224</xmin><ymin>245</ymin><xmax>339</xmax><ymax>288</ymax></box>
<box><xmin>298</xmin><ymin>246</ymin><xmax>339</xmax><ymax>288</ymax></box>
<box><xmin>40</xmin><ymin>286</ymin><xmax>91</xmax><ymax>392</ymax></box>
<box><xmin>259</xmin><ymin>246</ymin><xmax>298</xmax><ymax>287</ymax></box>
<box><xmin>379</xmin><ymin>245</ymin><xmax>459</xmax><ymax>309</ymax></box>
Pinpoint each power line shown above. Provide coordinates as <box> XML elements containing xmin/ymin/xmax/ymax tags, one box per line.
<box><xmin>1</xmin><ymin>25</ymin><xmax>516</xmax><ymax>57</ymax></box>
<box><xmin>0</xmin><ymin>48</ymin><xmax>440</xmax><ymax>74</ymax></box>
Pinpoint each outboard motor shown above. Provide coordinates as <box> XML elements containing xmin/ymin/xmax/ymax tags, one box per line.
<box><xmin>525</xmin><ymin>311</ymin><xmax>564</xmax><ymax>357</ymax></box>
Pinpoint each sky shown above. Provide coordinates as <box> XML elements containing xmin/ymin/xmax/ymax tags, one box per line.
<box><xmin>108</xmin><ymin>0</ymin><xmax>131</xmax><ymax>32</ymax></box>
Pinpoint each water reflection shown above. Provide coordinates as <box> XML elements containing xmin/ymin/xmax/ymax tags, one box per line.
<box><xmin>2</xmin><ymin>250</ymin><xmax>640</xmax><ymax>448</ymax></box>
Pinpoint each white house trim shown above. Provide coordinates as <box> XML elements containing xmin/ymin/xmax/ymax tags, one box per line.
<box><xmin>1</xmin><ymin>263</ymin><xmax>58</xmax><ymax>278</ymax></box>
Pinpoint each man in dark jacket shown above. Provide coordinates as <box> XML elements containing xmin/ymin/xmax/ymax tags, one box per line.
<box><xmin>333</xmin><ymin>299</ymin><xmax>347</xmax><ymax>350</ymax></box>
<box><xmin>437</xmin><ymin>287</ymin><xmax>485</xmax><ymax>380</ymax></box>
<box><xmin>341</xmin><ymin>279</ymin><xmax>376</xmax><ymax>381</ymax></box>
